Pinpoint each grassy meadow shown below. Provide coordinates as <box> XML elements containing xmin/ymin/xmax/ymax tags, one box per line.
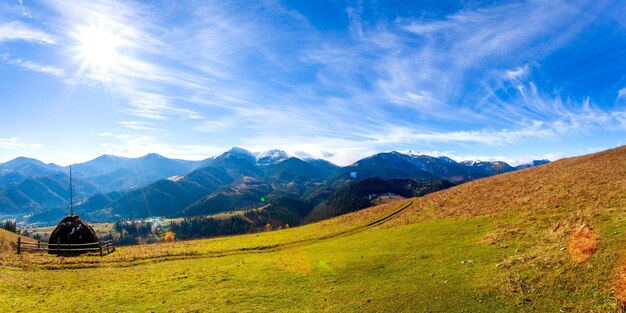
<box><xmin>3</xmin><ymin>146</ymin><xmax>626</xmax><ymax>311</ymax></box>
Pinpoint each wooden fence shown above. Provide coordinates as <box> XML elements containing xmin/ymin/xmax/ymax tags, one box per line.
<box><xmin>15</xmin><ymin>237</ymin><xmax>115</xmax><ymax>256</ymax></box>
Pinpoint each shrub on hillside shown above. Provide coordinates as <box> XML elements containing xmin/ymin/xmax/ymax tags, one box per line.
<box><xmin>164</xmin><ymin>231</ymin><xmax>176</xmax><ymax>242</ymax></box>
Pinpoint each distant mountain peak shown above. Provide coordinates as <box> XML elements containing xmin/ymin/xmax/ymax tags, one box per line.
<box><xmin>94</xmin><ymin>154</ymin><xmax>125</xmax><ymax>161</ymax></box>
<box><xmin>437</xmin><ymin>156</ymin><xmax>456</xmax><ymax>163</ymax></box>
<box><xmin>142</xmin><ymin>153</ymin><xmax>165</xmax><ymax>160</ymax></box>
<box><xmin>404</xmin><ymin>150</ymin><xmax>454</xmax><ymax>162</ymax></box>
<box><xmin>227</xmin><ymin>147</ymin><xmax>253</xmax><ymax>155</ymax></box>
<box><xmin>2</xmin><ymin>156</ymin><xmax>45</xmax><ymax>166</ymax></box>
<box><xmin>215</xmin><ymin>147</ymin><xmax>256</xmax><ymax>163</ymax></box>
<box><xmin>256</xmin><ymin>149</ymin><xmax>288</xmax><ymax>160</ymax></box>
<box><xmin>406</xmin><ymin>150</ymin><xmax>422</xmax><ymax>157</ymax></box>
<box><xmin>11</xmin><ymin>156</ymin><xmax>39</xmax><ymax>162</ymax></box>
<box><xmin>256</xmin><ymin>149</ymin><xmax>289</xmax><ymax>166</ymax></box>
<box><xmin>461</xmin><ymin>160</ymin><xmax>484</xmax><ymax>166</ymax></box>
<box><xmin>0</xmin><ymin>156</ymin><xmax>64</xmax><ymax>173</ymax></box>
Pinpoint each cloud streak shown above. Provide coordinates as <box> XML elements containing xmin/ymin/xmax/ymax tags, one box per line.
<box><xmin>3</xmin><ymin>56</ymin><xmax>65</xmax><ymax>77</ymax></box>
<box><xmin>99</xmin><ymin>133</ymin><xmax>220</xmax><ymax>160</ymax></box>
<box><xmin>48</xmin><ymin>1</ymin><xmax>206</xmax><ymax>120</ymax></box>
<box><xmin>1</xmin><ymin>1</ymin><xmax>625</xmax><ymax>165</ymax></box>
<box><xmin>0</xmin><ymin>137</ymin><xmax>43</xmax><ymax>150</ymax></box>
<box><xmin>0</xmin><ymin>21</ymin><xmax>56</xmax><ymax>44</ymax></box>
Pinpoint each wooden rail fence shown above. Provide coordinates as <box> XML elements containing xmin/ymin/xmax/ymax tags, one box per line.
<box><xmin>14</xmin><ymin>237</ymin><xmax>115</xmax><ymax>256</ymax></box>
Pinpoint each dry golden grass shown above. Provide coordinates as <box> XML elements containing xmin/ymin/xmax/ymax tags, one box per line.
<box><xmin>5</xmin><ymin>145</ymin><xmax>626</xmax><ymax>311</ymax></box>
<box><xmin>568</xmin><ymin>225</ymin><xmax>597</xmax><ymax>263</ymax></box>
<box><xmin>0</xmin><ymin>229</ymin><xmax>34</xmax><ymax>252</ymax></box>
<box><xmin>0</xmin><ymin>200</ymin><xmax>413</xmax><ymax>270</ymax></box>
<box><xmin>390</xmin><ymin>145</ymin><xmax>626</xmax><ymax>224</ymax></box>
<box><xmin>614</xmin><ymin>258</ymin><xmax>626</xmax><ymax>307</ymax></box>
<box><xmin>354</xmin><ymin>145</ymin><xmax>626</xmax><ymax>309</ymax></box>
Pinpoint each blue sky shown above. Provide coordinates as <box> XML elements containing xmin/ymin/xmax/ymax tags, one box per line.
<box><xmin>0</xmin><ymin>0</ymin><xmax>625</xmax><ymax>166</ymax></box>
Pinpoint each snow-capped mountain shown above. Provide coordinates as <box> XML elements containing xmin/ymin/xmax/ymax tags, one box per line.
<box><xmin>256</xmin><ymin>149</ymin><xmax>289</xmax><ymax>167</ymax></box>
<box><xmin>461</xmin><ymin>160</ymin><xmax>516</xmax><ymax>175</ymax></box>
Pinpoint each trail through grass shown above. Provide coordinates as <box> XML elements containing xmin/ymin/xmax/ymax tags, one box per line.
<box><xmin>4</xmin><ymin>146</ymin><xmax>626</xmax><ymax>311</ymax></box>
<box><xmin>1</xmin><ymin>200</ymin><xmax>515</xmax><ymax>312</ymax></box>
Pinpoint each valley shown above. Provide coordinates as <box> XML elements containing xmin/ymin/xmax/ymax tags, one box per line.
<box><xmin>1</xmin><ymin>1</ymin><xmax>622</xmax><ymax>311</ymax></box>
<box><xmin>0</xmin><ymin>147</ymin><xmax>546</xmax><ymax>227</ymax></box>
<box><xmin>1</xmin><ymin>146</ymin><xmax>626</xmax><ymax>311</ymax></box>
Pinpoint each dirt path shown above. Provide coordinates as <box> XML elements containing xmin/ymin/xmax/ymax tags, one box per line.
<box><xmin>6</xmin><ymin>200</ymin><xmax>414</xmax><ymax>270</ymax></box>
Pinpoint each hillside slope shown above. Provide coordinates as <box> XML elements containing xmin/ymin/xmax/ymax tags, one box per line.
<box><xmin>2</xmin><ymin>146</ymin><xmax>626</xmax><ymax>311</ymax></box>
<box><xmin>393</xmin><ymin>145</ymin><xmax>626</xmax><ymax>223</ymax></box>
<box><xmin>0</xmin><ymin>228</ymin><xmax>33</xmax><ymax>252</ymax></box>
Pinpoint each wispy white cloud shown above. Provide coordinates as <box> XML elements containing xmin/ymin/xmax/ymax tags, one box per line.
<box><xmin>300</xmin><ymin>0</ymin><xmax>611</xmax><ymax>129</ymax></box>
<box><xmin>2</xmin><ymin>0</ymin><xmax>624</xmax><ymax>166</ymax></box>
<box><xmin>240</xmin><ymin>135</ymin><xmax>378</xmax><ymax>166</ymax></box>
<box><xmin>1</xmin><ymin>55</ymin><xmax>65</xmax><ymax>77</ymax></box>
<box><xmin>503</xmin><ymin>64</ymin><xmax>531</xmax><ymax>81</ymax></box>
<box><xmin>0</xmin><ymin>137</ymin><xmax>43</xmax><ymax>150</ymax></box>
<box><xmin>233</xmin><ymin>100</ymin><xmax>626</xmax><ymax>166</ymax></box>
<box><xmin>368</xmin><ymin>123</ymin><xmax>554</xmax><ymax>146</ymax></box>
<box><xmin>99</xmin><ymin>133</ymin><xmax>220</xmax><ymax>160</ymax></box>
<box><xmin>47</xmin><ymin>1</ymin><xmax>205</xmax><ymax>120</ymax></box>
<box><xmin>447</xmin><ymin>152</ymin><xmax>564</xmax><ymax>167</ymax></box>
<box><xmin>117</xmin><ymin>121</ymin><xmax>158</xmax><ymax>132</ymax></box>
<box><xmin>395</xmin><ymin>148</ymin><xmax>563</xmax><ymax>167</ymax></box>
<box><xmin>44</xmin><ymin>0</ymin><xmax>316</xmax><ymax>123</ymax></box>
<box><xmin>0</xmin><ymin>21</ymin><xmax>56</xmax><ymax>44</ymax></box>
<box><xmin>193</xmin><ymin>119</ymin><xmax>236</xmax><ymax>133</ymax></box>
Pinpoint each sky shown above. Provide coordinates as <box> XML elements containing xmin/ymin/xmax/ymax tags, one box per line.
<box><xmin>1</xmin><ymin>0</ymin><xmax>625</xmax><ymax>166</ymax></box>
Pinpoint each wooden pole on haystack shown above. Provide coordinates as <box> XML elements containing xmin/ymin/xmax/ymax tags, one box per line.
<box><xmin>70</xmin><ymin>166</ymin><xmax>73</xmax><ymax>217</ymax></box>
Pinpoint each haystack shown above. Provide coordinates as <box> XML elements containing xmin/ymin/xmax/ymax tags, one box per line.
<box><xmin>48</xmin><ymin>215</ymin><xmax>98</xmax><ymax>254</ymax></box>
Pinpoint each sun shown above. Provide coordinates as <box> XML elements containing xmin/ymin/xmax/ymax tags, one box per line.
<box><xmin>74</xmin><ymin>25</ymin><xmax>122</xmax><ymax>75</ymax></box>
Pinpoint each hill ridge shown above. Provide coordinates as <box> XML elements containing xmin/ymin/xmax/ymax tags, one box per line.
<box><xmin>389</xmin><ymin>145</ymin><xmax>626</xmax><ymax>224</ymax></box>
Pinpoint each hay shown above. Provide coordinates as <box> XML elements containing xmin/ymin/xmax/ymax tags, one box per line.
<box><xmin>48</xmin><ymin>215</ymin><xmax>99</xmax><ymax>255</ymax></box>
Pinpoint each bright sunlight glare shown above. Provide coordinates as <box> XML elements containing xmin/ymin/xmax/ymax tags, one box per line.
<box><xmin>74</xmin><ymin>25</ymin><xmax>121</xmax><ymax>74</ymax></box>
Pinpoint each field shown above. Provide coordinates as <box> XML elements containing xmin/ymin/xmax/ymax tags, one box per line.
<box><xmin>0</xmin><ymin>228</ymin><xmax>34</xmax><ymax>253</ymax></box>
<box><xmin>2</xmin><ymin>146</ymin><xmax>626</xmax><ymax>311</ymax></box>
<box><xmin>25</xmin><ymin>222</ymin><xmax>116</xmax><ymax>241</ymax></box>
<box><xmin>25</xmin><ymin>205</ymin><xmax>270</xmax><ymax>242</ymax></box>
<box><xmin>1</xmin><ymin>201</ymin><xmax>515</xmax><ymax>312</ymax></box>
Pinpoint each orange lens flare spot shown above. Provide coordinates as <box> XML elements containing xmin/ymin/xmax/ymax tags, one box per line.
<box><xmin>568</xmin><ymin>225</ymin><xmax>597</xmax><ymax>264</ymax></box>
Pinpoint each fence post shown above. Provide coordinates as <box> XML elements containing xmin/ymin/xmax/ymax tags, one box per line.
<box><xmin>37</xmin><ymin>240</ymin><xmax>40</xmax><ymax>250</ymax></box>
<box><xmin>99</xmin><ymin>242</ymin><xmax>103</xmax><ymax>257</ymax></box>
<box><xmin>17</xmin><ymin>237</ymin><xmax>21</xmax><ymax>254</ymax></box>
<box><xmin>56</xmin><ymin>237</ymin><xmax>60</xmax><ymax>254</ymax></box>
<box><xmin>106</xmin><ymin>242</ymin><xmax>110</xmax><ymax>254</ymax></box>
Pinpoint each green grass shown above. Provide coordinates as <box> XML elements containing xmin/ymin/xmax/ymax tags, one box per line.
<box><xmin>1</xmin><ymin>198</ymin><xmax>626</xmax><ymax>312</ymax></box>
<box><xmin>6</xmin><ymin>197</ymin><xmax>620</xmax><ymax>312</ymax></box>
<box><xmin>4</xmin><ymin>146</ymin><xmax>626</xmax><ymax>311</ymax></box>
<box><xmin>0</xmin><ymin>206</ymin><xmax>516</xmax><ymax>312</ymax></box>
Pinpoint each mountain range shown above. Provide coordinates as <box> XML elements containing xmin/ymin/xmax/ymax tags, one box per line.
<box><xmin>0</xmin><ymin>148</ymin><xmax>549</xmax><ymax>224</ymax></box>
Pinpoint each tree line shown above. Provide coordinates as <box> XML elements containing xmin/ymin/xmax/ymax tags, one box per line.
<box><xmin>170</xmin><ymin>197</ymin><xmax>310</xmax><ymax>240</ymax></box>
<box><xmin>113</xmin><ymin>220</ymin><xmax>165</xmax><ymax>246</ymax></box>
<box><xmin>1</xmin><ymin>220</ymin><xmax>17</xmax><ymax>233</ymax></box>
